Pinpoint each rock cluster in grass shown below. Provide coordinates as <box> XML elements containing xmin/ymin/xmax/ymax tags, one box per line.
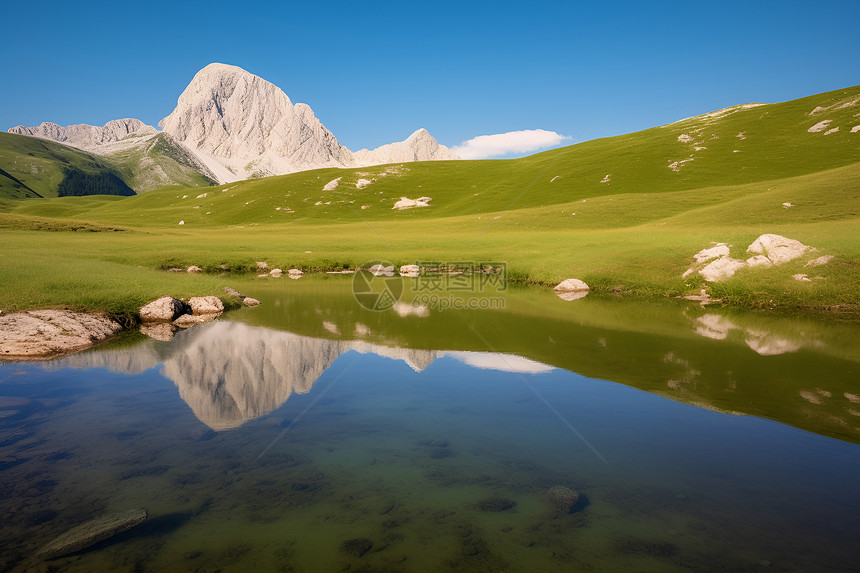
<box><xmin>683</xmin><ymin>234</ymin><xmax>824</xmax><ymax>282</ymax></box>
<box><xmin>0</xmin><ymin>310</ymin><xmax>123</xmax><ymax>359</ymax></box>
<box><xmin>139</xmin><ymin>294</ymin><xmax>230</xmax><ymax>340</ymax></box>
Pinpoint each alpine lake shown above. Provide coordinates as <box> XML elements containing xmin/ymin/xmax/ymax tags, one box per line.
<box><xmin>1</xmin><ymin>274</ymin><xmax>859</xmax><ymax>572</ymax></box>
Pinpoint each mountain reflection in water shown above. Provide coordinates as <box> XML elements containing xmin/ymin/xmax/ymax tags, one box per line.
<box><xmin>51</xmin><ymin>321</ymin><xmax>555</xmax><ymax>430</ymax></box>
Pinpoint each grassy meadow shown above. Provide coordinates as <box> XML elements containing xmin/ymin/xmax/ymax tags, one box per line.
<box><xmin>0</xmin><ymin>86</ymin><xmax>858</xmax><ymax>318</ymax></box>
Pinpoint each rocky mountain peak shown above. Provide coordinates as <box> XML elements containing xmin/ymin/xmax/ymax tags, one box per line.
<box><xmin>353</xmin><ymin>127</ymin><xmax>459</xmax><ymax>166</ymax></box>
<box><xmin>159</xmin><ymin>63</ymin><xmax>353</xmax><ymax>182</ymax></box>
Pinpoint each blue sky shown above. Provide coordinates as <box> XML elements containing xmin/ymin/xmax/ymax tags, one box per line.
<box><xmin>2</xmin><ymin>0</ymin><xmax>858</xmax><ymax>156</ymax></box>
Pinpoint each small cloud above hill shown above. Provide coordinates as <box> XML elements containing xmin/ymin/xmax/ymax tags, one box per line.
<box><xmin>451</xmin><ymin>129</ymin><xmax>571</xmax><ymax>159</ymax></box>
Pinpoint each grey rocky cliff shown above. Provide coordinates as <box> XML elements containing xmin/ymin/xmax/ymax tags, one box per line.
<box><xmin>159</xmin><ymin>63</ymin><xmax>354</xmax><ymax>182</ymax></box>
<box><xmin>9</xmin><ymin>118</ymin><xmax>156</xmax><ymax>149</ymax></box>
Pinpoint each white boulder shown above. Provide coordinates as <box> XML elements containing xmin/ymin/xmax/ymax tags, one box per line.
<box><xmin>746</xmin><ymin>234</ymin><xmax>813</xmax><ymax>265</ymax></box>
<box><xmin>269</xmin><ymin>268</ymin><xmax>283</xmax><ymax>278</ymax></box>
<box><xmin>140</xmin><ymin>296</ymin><xmax>188</xmax><ymax>322</ymax></box>
<box><xmin>746</xmin><ymin>255</ymin><xmax>773</xmax><ymax>268</ymax></box>
<box><xmin>188</xmin><ymin>296</ymin><xmax>224</xmax><ymax>315</ymax></box>
<box><xmin>554</xmin><ymin>279</ymin><xmax>590</xmax><ymax>300</ymax></box>
<box><xmin>699</xmin><ymin>257</ymin><xmax>747</xmax><ymax>282</ymax></box>
<box><xmin>393</xmin><ymin>196</ymin><xmax>432</xmax><ymax>210</ymax></box>
<box><xmin>693</xmin><ymin>243</ymin><xmax>730</xmax><ymax>263</ymax></box>
<box><xmin>554</xmin><ymin>278</ymin><xmax>590</xmax><ymax>292</ymax></box>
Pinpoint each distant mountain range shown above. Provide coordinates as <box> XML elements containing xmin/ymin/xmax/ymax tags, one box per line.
<box><xmin>7</xmin><ymin>63</ymin><xmax>457</xmax><ymax>193</ymax></box>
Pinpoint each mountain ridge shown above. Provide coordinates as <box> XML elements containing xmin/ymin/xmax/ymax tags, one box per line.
<box><xmin>8</xmin><ymin>62</ymin><xmax>458</xmax><ymax>187</ymax></box>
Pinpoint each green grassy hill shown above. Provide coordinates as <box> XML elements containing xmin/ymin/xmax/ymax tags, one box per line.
<box><xmin>0</xmin><ymin>86</ymin><xmax>857</xmax><ymax>316</ymax></box>
<box><xmin>0</xmin><ymin>132</ymin><xmax>134</xmax><ymax>199</ymax></box>
<box><xmin>0</xmin><ymin>131</ymin><xmax>216</xmax><ymax>198</ymax></box>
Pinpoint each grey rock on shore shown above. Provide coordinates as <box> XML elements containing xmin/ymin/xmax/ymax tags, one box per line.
<box><xmin>0</xmin><ymin>310</ymin><xmax>122</xmax><ymax>359</ymax></box>
<box><xmin>139</xmin><ymin>296</ymin><xmax>190</xmax><ymax>322</ymax></box>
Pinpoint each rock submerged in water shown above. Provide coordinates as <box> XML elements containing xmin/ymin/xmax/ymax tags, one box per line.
<box><xmin>474</xmin><ymin>497</ymin><xmax>517</xmax><ymax>512</ymax></box>
<box><xmin>546</xmin><ymin>485</ymin><xmax>581</xmax><ymax>513</ymax></box>
<box><xmin>340</xmin><ymin>538</ymin><xmax>373</xmax><ymax>557</ymax></box>
<box><xmin>37</xmin><ymin>508</ymin><xmax>147</xmax><ymax>559</ymax></box>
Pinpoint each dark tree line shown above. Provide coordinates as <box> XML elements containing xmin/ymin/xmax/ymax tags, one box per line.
<box><xmin>57</xmin><ymin>168</ymin><xmax>135</xmax><ymax>197</ymax></box>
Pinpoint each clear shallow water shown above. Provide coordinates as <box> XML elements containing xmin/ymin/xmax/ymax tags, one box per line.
<box><xmin>1</xmin><ymin>281</ymin><xmax>860</xmax><ymax>572</ymax></box>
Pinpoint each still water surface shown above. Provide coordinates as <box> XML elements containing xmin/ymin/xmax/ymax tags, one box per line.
<box><xmin>1</xmin><ymin>279</ymin><xmax>859</xmax><ymax>572</ymax></box>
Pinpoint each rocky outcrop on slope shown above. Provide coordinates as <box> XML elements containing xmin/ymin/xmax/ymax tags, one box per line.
<box><xmin>683</xmin><ymin>234</ymin><xmax>821</xmax><ymax>282</ymax></box>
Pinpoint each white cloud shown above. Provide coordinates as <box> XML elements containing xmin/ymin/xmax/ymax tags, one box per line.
<box><xmin>451</xmin><ymin>129</ymin><xmax>571</xmax><ymax>159</ymax></box>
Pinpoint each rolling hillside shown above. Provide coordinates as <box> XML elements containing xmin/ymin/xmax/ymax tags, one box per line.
<box><xmin>0</xmin><ymin>85</ymin><xmax>857</xmax><ymax>315</ymax></box>
<box><xmin>0</xmin><ymin>132</ymin><xmax>134</xmax><ymax>199</ymax></box>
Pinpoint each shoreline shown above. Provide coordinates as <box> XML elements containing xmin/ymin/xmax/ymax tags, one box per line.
<box><xmin>2</xmin><ymin>270</ymin><xmax>858</xmax><ymax>362</ymax></box>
